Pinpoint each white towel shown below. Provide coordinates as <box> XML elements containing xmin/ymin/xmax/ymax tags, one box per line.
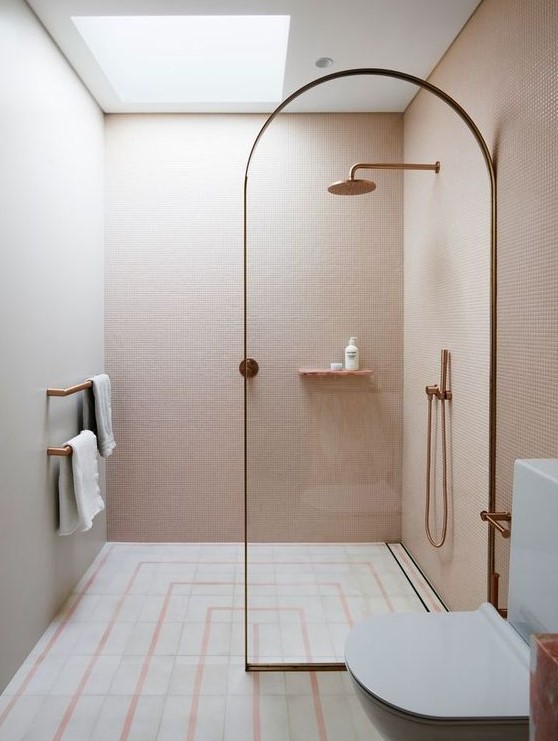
<box><xmin>85</xmin><ymin>374</ymin><xmax>116</xmax><ymax>457</ymax></box>
<box><xmin>58</xmin><ymin>430</ymin><xmax>104</xmax><ymax>535</ymax></box>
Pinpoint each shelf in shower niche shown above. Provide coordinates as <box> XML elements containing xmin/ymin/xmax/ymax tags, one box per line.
<box><xmin>298</xmin><ymin>368</ymin><xmax>373</xmax><ymax>377</ymax></box>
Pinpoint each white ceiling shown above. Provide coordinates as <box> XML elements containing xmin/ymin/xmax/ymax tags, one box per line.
<box><xmin>26</xmin><ymin>0</ymin><xmax>481</xmax><ymax>113</ymax></box>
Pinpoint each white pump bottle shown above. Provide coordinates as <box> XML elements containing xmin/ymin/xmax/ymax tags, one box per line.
<box><xmin>344</xmin><ymin>337</ymin><xmax>359</xmax><ymax>370</ymax></box>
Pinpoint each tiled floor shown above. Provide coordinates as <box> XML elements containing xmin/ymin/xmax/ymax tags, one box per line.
<box><xmin>246</xmin><ymin>542</ymin><xmax>444</xmax><ymax>663</ymax></box>
<box><xmin>0</xmin><ymin>542</ymin><xmax>444</xmax><ymax>741</ymax></box>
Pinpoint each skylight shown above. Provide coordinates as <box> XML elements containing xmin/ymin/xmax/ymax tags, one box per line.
<box><xmin>71</xmin><ymin>15</ymin><xmax>291</xmax><ymax>104</ymax></box>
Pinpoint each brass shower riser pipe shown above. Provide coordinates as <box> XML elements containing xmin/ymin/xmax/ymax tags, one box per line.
<box><xmin>350</xmin><ymin>161</ymin><xmax>441</xmax><ymax>178</ymax></box>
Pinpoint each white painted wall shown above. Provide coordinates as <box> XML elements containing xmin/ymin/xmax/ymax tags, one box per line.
<box><xmin>0</xmin><ymin>0</ymin><xmax>105</xmax><ymax>692</ymax></box>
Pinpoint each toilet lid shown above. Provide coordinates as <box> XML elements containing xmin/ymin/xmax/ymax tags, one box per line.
<box><xmin>345</xmin><ymin>603</ymin><xmax>529</xmax><ymax>721</ymax></box>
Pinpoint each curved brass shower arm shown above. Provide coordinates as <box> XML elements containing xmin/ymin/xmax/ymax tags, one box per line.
<box><xmin>349</xmin><ymin>162</ymin><xmax>441</xmax><ymax>179</ymax></box>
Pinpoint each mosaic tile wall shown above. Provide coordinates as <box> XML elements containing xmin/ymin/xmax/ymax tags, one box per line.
<box><xmin>105</xmin><ymin>113</ymin><xmax>404</xmax><ymax>542</ymax></box>
<box><xmin>402</xmin><ymin>0</ymin><xmax>558</xmax><ymax>608</ymax></box>
<box><xmin>402</xmin><ymin>86</ymin><xmax>491</xmax><ymax>610</ymax></box>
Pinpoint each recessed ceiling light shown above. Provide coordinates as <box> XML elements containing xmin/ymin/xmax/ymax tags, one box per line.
<box><xmin>315</xmin><ymin>57</ymin><xmax>334</xmax><ymax>68</ymax></box>
<box><xmin>72</xmin><ymin>15</ymin><xmax>291</xmax><ymax>103</ymax></box>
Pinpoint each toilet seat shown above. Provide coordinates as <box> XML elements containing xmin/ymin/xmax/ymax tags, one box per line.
<box><xmin>345</xmin><ymin>603</ymin><xmax>529</xmax><ymax>722</ymax></box>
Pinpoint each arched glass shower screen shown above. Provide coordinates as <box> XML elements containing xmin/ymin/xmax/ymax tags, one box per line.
<box><xmin>242</xmin><ymin>68</ymin><xmax>497</xmax><ymax>671</ymax></box>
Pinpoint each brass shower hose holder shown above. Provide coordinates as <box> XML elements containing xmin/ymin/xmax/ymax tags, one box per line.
<box><xmin>425</xmin><ymin>384</ymin><xmax>452</xmax><ymax>400</ymax></box>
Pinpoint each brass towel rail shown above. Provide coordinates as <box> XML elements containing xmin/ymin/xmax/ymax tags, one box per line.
<box><xmin>46</xmin><ymin>381</ymin><xmax>92</xmax><ymax>397</ymax></box>
<box><xmin>46</xmin><ymin>380</ymin><xmax>92</xmax><ymax>454</ymax></box>
<box><xmin>480</xmin><ymin>511</ymin><xmax>511</xmax><ymax>539</ymax></box>
<box><xmin>47</xmin><ymin>446</ymin><xmax>72</xmax><ymax>457</ymax></box>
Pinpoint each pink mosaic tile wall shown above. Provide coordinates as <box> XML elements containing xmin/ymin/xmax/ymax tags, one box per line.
<box><xmin>402</xmin><ymin>0</ymin><xmax>558</xmax><ymax>609</ymax></box>
<box><xmin>105</xmin><ymin>112</ymin><xmax>404</xmax><ymax>542</ymax></box>
<box><xmin>402</xmin><ymin>83</ymin><xmax>491</xmax><ymax>609</ymax></box>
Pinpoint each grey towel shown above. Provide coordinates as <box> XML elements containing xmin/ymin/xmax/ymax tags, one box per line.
<box><xmin>58</xmin><ymin>430</ymin><xmax>104</xmax><ymax>535</ymax></box>
<box><xmin>85</xmin><ymin>373</ymin><xmax>116</xmax><ymax>457</ymax></box>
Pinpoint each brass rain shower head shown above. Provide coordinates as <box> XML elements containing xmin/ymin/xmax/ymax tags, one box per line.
<box><xmin>328</xmin><ymin>161</ymin><xmax>440</xmax><ymax>195</ymax></box>
<box><xmin>328</xmin><ymin>178</ymin><xmax>376</xmax><ymax>195</ymax></box>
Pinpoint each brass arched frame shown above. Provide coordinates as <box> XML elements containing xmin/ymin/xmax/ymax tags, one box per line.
<box><xmin>243</xmin><ymin>67</ymin><xmax>497</xmax><ymax>672</ymax></box>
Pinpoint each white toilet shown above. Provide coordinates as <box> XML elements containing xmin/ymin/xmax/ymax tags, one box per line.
<box><xmin>345</xmin><ymin>459</ymin><xmax>558</xmax><ymax>741</ymax></box>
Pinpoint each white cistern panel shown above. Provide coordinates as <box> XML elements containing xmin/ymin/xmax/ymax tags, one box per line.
<box><xmin>508</xmin><ymin>459</ymin><xmax>558</xmax><ymax>643</ymax></box>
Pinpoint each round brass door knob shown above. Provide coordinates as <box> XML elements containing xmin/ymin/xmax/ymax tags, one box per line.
<box><xmin>239</xmin><ymin>358</ymin><xmax>259</xmax><ymax>378</ymax></box>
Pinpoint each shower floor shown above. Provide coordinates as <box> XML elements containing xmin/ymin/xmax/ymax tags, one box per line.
<box><xmin>247</xmin><ymin>542</ymin><xmax>445</xmax><ymax>664</ymax></box>
<box><xmin>0</xmin><ymin>542</ymin><xmax>444</xmax><ymax>741</ymax></box>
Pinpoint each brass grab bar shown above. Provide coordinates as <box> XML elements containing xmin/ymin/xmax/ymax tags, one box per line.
<box><xmin>47</xmin><ymin>381</ymin><xmax>92</xmax><ymax>397</ymax></box>
<box><xmin>480</xmin><ymin>511</ymin><xmax>511</xmax><ymax>538</ymax></box>
<box><xmin>47</xmin><ymin>446</ymin><xmax>72</xmax><ymax>456</ymax></box>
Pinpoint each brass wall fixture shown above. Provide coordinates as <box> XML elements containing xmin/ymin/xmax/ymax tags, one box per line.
<box><xmin>47</xmin><ymin>446</ymin><xmax>72</xmax><ymax>456</ymax></box>
<box><xmin>328</xmin><ymin>161</ymin><xmax>440</xmax><ymax>195</ymax></box>
<box><xmin>46</xmin><ymin>381</ymin><xmax>92</xmax><ymax>397</ymax></box>
<box><xmin>46</xmin><ymin>380</ymin><xmax>92</xmax><ymax>456</ymax></box>
<box><xmin>425</xmin><ymin>349</ymin><xmax>452</xmax><ymax>548</ymax></box>
<box><xmin>480</xmin><ymin>510</ymin><xmax>511</xmax><ymax>539</ymax></box>
<box><xmin>243</xmin><ymin>67</ymin><xmax>497</xmax><ymax>671</ymax></box>
<box><xmin>239</xmin><ymin>358</ymin><xmax>259</xmax><ymax>378</ymax></box>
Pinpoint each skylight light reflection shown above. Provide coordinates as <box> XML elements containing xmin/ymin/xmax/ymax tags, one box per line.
<box><xmin>72</xmin><ymin>15</ymin><xmax>291</xmax><ymax>103</ymax></box>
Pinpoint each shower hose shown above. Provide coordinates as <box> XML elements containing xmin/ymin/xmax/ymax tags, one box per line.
<box><xmin>425</xmin><ymin>350</ymin><xmax>451</xmax><ymax>548</ymax></box>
